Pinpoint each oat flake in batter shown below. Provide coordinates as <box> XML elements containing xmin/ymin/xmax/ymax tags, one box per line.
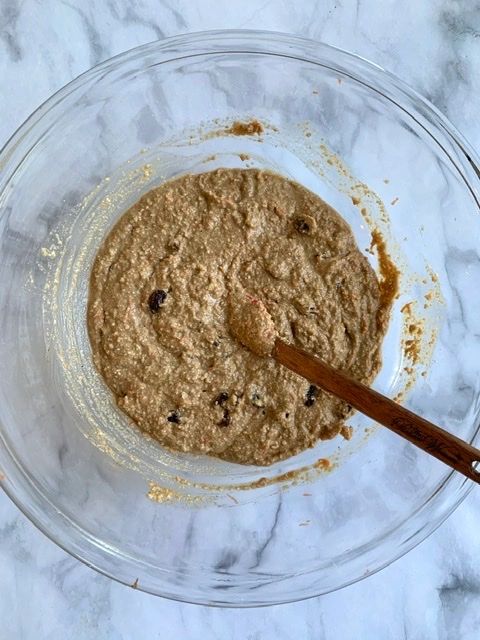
<box><xmin>88</xmin><ymin>168</ymin><xmax>392</xmax><ymax>465</ymax></box>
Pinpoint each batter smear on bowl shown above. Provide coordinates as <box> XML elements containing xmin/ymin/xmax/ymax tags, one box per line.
<box><xmin>88</xmin><ymin>168</ymin><xmax>394</xmax><ymax>465</ymax></box>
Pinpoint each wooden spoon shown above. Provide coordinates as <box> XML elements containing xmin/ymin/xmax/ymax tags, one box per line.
<box><xmin>273</xmin><ymin>338</ymin><xmax>480</xmax><ymax>484</ymax></box>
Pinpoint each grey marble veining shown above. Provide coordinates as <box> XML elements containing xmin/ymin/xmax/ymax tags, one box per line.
<box><xmin>1</xmin><ymin>1</ymin><xmax>480</xmax><ymax>638</ymax></box>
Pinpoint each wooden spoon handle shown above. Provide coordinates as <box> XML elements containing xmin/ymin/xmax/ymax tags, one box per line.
<box><xmin>273</xmin><ymin>339</ymin><xmax>480</xmax><ymax>484</ymax></box>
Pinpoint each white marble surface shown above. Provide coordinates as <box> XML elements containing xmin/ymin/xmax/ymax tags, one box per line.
<box><xmin>1</xmin><ymin>1</ymin><xmax>480</xmax><ymax>638</ymax></box>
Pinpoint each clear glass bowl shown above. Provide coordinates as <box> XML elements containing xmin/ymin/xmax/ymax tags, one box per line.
<box><xmin>1</xmin><ymin>30</ymin><xmax>480</xmax><ymax>607</ymax></box>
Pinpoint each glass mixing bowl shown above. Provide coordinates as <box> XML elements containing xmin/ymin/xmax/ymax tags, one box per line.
<box><xmin>1</xmin><ymin>30</ymin><xmax>480</xmax><ymax>607</ymax></box>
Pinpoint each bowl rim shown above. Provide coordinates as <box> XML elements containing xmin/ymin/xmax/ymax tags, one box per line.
<box><xmin>1</xmin><ymin>28</ymin><xmax>479</xmax><ymax>607</ymax></box>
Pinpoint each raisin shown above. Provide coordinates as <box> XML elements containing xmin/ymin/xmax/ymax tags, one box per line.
<box><xmin>214</xmin><ymin>391</ymin><xmax>229</xmax><ymax>406</ymax></box>
<box><xmin>148</xmin><ymin>289</ymin><xmax>167</xmax><ymax>313</ymax></box>
<box><xmin>218</xmin><ymin>408</ymin><xmax>230</xmax><ymax>427</ymax></box>
<box><xmin>304</xmin><ymin>385</ymin><xmax>319</xmax><ymax>407</ymax></box>
<box><xmin>294</xmin><ymin>217</ymin><xmax>310</xmax><ymax>234</ymax></box>
<box><xmin>167</xmin><ymin>410</ymin><xmax>180</xmax><ymax>424</ymax></box>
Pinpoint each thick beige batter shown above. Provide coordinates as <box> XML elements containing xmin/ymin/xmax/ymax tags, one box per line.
<box><xmin>88</xmin><ymin>169</ymin><xmax>391</xmax><ymax>465</ymax></box>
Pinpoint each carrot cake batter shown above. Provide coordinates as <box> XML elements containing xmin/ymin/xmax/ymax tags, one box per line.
<box><xmin>88</xmin><ymin>169</ymin><xmax>391</xmax><ymax>465</ymax></box>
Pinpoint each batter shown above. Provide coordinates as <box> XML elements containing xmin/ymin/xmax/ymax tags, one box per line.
<box><xmin>88</xmin><ymin>168</ymin><xmax>391</xmax><ymax>465</ymax></box>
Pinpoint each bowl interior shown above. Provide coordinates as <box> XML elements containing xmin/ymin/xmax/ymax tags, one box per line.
<box><xmin>0</xmin><ymin>32</ymin><xmax>479</xmax><ymax>606</ymax></box>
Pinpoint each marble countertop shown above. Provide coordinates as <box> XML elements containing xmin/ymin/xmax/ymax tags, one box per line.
<box><xmin>1</xmin><ymin>1</ymin><xmax>480</xmax><ymax>638</ymax></box>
